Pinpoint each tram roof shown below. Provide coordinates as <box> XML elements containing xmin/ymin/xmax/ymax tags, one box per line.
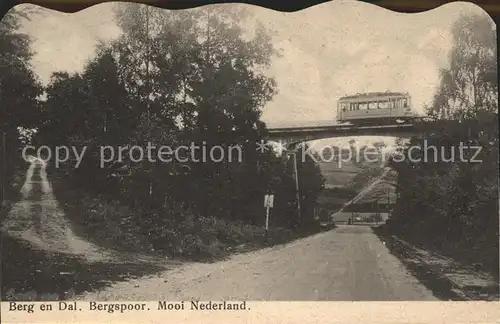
<box><xmin>338</xmin><ymin>92</ymin><xmax>408</xmax><ymax>101</ymax></box>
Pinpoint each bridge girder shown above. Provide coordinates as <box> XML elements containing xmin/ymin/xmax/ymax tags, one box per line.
<box><xmin>267</xmin><ymin>123</ymin><xmax>425</xmax><ymax>150</ymax></box>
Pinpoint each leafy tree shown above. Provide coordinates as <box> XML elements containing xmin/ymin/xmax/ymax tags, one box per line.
<box><xmin>0</xmin><ymin>7</ymin><xmax>42</xmax><ymax>207</ymax></box>
<box><xmin>389</xmin><ymin>12</ymin><xmax>498</xmax><ymax>276</ymax></box>
<box><xmin>427</xmin><ymin>13</ymin><xmax>497</xmax><ymax>120</ymax></box>
<box><xmin>32</xmin><ymin>4</ymin><xmax>326</xmax><ymax>254</ymax></box>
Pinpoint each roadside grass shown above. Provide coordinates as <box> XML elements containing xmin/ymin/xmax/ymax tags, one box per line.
<box><xmin>49</xmin><ymin>175</ymin><xmax>336</xmax><ymax>263</ymax></box>
<box><xmin>373</xmin><ymin>223</ymin><xmax>499</xmax><ymax>301</ymax></box>
<box><xmin>1</xmin><ymin>233</ymin><xmax>169</xmax><ymax>301</ymax></box>
<box><xmin>0</xmin><ymin>160</ymin><xmax>29</xmax><ymax>226</ymax></box>
<box><xmin>378</xmin><ymin>220</ymin><xmax>499</xmax><ymax>279</ymax></box>
<box><xmin>372</xmin><ymin>225</ymin><xmax>462</xmax><ymax>300</ymax></box>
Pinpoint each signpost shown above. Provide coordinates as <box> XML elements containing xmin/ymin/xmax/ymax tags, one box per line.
<box><xmin>264</xmin><ymin>194</ymin><xmax>274</xmax><ymax>234</ymax></box>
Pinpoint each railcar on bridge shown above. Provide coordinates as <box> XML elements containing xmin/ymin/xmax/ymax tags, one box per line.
<box><xmin>337</xmin><ymin>92</ymin><xmax>415</xmax><ymax>125</ymax></box>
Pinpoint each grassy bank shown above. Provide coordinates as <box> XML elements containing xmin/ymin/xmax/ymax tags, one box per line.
<box><xmin>380</xmin><ymin>219</ymin><xmax>499</xmax><ymax>279</ymax></box>
<box><xmin>0</xmin><ymin>161</ymin><xmax>28</xmax><ymax>226</ymax></box>
<box><xmin>373</xmin><ymin>225</ymin><xmax>465</xmax><ymax>300</ymax></box>
<box><xmin>373</xmin><ymin>224</ymin><xmax>499</xmax><ymax>300</ymax></box>
<box><xmin>50</xmin><ymin>174</ymin><xmax>335</xmax><ymax>262</ymax></box>
<box><xmin>1</xmin><ymin>233</ymin><xmax>170</xmax><ymax>300</ymax></box>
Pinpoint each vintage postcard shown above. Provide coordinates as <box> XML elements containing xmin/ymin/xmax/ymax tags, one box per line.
<box><xmin>1</xmin><ymin>0</ymin><xmax>499</xmax><ymax>323</ymax></box>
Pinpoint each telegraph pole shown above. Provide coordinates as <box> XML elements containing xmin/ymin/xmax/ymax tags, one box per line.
<box><xmin>285</xmin><ymin>150</ymin><xmax>301</xmax><ymax>226</ymax></box>
<box><xmin>293</xmin><ymin>152</ymin><xmax>301</xmax><ymax>225</ymax></box>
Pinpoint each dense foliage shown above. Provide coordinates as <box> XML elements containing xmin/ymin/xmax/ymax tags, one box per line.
<box><xmin>0</xmin><ymin>7</ymin><xmax>42</xmax><ymax>212</ymax></box>
<box><xmin>388</xmin><ymin>13</ymin><xmax>498</xmax><ymax>275</ymax></box>
<box><xmin>2</xmin><ymin>5</ymin><xmax>325</xmax><ymax>256</ymax></box>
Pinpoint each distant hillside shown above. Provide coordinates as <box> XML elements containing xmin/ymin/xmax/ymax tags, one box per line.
<box><xmin>318</xmin><ymin>161</ymin><xmax>362</xmax><ymax>188</ymax></box>
<box><xmin>311</xmin><ymin>136</ymin><xmax>397</xmax><ymax>188</ymax></box>
<box><xmin>312</xmin><ymin>136</ymin><xmax>399</xmax><ymax>217</ymax></box>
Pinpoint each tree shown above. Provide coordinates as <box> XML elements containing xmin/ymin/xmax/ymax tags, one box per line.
<box><xmin>0</xmin><ymin>7</ymin><xmax>42</xmax><ymax>207</ymax></box>
<box><xmin>32</xmin><ymin>3</ymin><xmax>326</xmax><ymax>251</ymax></box>
<box><xmin>1</xmin><ymin>7</ymin><xmax>42</xmax><ymax>130</ymax></box>
<box><xmin>428</xmin><ymin>13</ymin><xmax>497</xmax><ymax>120</ymax></box>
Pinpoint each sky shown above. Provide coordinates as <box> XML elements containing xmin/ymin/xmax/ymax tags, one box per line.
<box><xmin>14</xmin><ymin>0</ymin><xmax>493</xmax><ymax>129</ymax></box>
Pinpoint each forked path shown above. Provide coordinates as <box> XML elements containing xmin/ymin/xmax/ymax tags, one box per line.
<box><xmin>2</xmin><ymin>160</ymin><xmax>113</xmax><ymax>262</ymax></box>
<box><xmin>79</xmin><ymin>226</ymin><xmax>438</xmax><ymax>301</ymax></box>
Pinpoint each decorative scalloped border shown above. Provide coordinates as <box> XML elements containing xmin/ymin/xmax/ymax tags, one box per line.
<box><xmin>1</xmin><ymin>0</ymin><xmax>500</xmax><ymax>16</ymax></box>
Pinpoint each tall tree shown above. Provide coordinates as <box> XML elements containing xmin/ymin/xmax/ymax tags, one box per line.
<box><xmin>389</xmin><ymin>13</ymin><xmax>498</xmax><ymax>275</ymax></box>
<box><xmin>428</xmin><ymin>13</ymin><xmax>497</xmax><ymax>120</ymax></box>
<box><xmin>34</xmin><ymin>4</ymin><xmax>325</xmax><ymax>243</ymax></box>
<box><xmin>109</xmin><ymin>4</ymin><xmax>280</xmax><ymax>221</ymax></box>
<box><xmin>0</xmin><ymin>7</ymin><xmax>42</xmax><ymax>206</ymax></box>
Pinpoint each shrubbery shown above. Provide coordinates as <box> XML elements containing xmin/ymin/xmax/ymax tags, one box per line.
<box><xmin>382</xmin><ymin>12</ymin><xmax>498</xmax><ymax>277</ymax></box>
<box><xmin>51</xmin><ymin>174</ymin><xmax>313</xmax><ymax>261</ymax></box>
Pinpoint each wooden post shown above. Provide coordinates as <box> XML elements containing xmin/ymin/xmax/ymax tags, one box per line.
<box><xmin>265</xmin><ymin>205</ymin><xmax>270</xmax><ymax>233</ymax></box>
<box><xmin>264</xmin><ymin>193</ymin><xmax>274</xmax><ymax>240</ymax></box>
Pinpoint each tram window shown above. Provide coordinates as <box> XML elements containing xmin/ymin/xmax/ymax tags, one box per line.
<box><xmin>368</xmin><ymin>102</ymin><xmax>377</xmax><ymax>109</ymax></box>
<box><xmin>359</xmin><ymin>103</ymin><xmax>368</xmax><ymax>110</ymax></box>
<box><xmin>403</xmin><ymin>99</ymin><xmax>408</xmax><ymax>107</ymax></box>
<box><xmin>378</xmin><ymin>101</ymin><xmax>389</xmax><ymax>109</ymax></box>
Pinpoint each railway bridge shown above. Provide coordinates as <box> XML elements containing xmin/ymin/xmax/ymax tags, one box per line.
<box><xmin>266</xmin><ymin>120</ymin><xmax>425</xmax><ymax>149</ymax></box>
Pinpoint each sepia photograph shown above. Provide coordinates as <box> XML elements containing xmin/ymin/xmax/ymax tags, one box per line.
<box><xmin>0</xmin><ymin>0</ymin><xmax>498</xmax><ymax>304</ymax></box>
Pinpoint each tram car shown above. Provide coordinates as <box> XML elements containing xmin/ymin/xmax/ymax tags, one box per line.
<box><xmin>336</xmin><ymin>92</ymin><xmax>415</xmax><ymax>125</ymax></box>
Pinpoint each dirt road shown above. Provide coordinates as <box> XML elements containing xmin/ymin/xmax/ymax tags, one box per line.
<box><xmin>78</xmin><ymin>225</ymin><xmax>437</xmax><ymax>301</ymax></box>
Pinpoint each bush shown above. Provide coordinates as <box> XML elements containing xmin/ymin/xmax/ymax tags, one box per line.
<box><xmin>389</xmin><ymin>117</ymin><xmax>498</xmax><ymax>276</ymax></box>
<box><xmin>52</xmin><ymin>175</ymin><xmax>320</xmax><ymax>262</ymax></box>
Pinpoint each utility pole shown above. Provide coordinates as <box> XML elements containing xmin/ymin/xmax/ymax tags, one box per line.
<box><xmin>293</xmin><ymin>152</ymin><xmax>301</xmax><ymax>225</ymax></box>
<box><xmin>285</xmin><ymin>150</ymin><xmax>301</xmax><ymax>226</ymax></box>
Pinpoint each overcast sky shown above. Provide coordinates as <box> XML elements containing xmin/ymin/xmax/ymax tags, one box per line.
<box><xmin>16</xmin><ymin>0</ymin><xmax>493</xmax><ymax>128</ymax></box>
